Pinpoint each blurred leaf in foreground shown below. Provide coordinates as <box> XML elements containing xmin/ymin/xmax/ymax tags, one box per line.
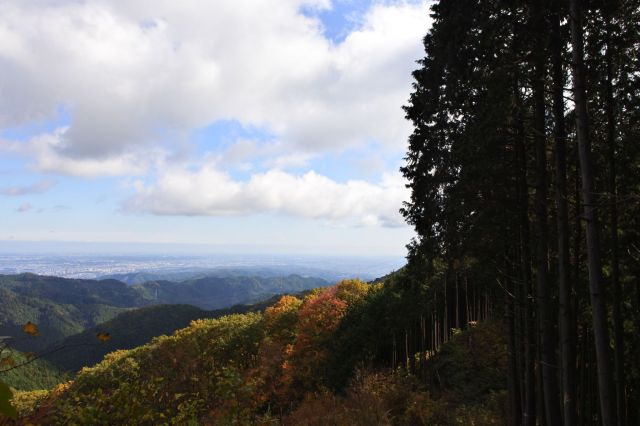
<box><xmin>96</xmin><ymin>332</ymin><xmax>111</xmax><ymax>342</ymax></box>
<box><xmin>0</xmin><ymin>380</ymin><xmax>17</xmax><ymax>419</ymax></box>
<box><xmin>22</xmin><ymin>322</ymin><xmax>39</xmax><ymax>337</ymax></box>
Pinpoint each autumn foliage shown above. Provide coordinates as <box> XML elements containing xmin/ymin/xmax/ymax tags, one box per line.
<box><xmin>4</xmin><ymin>278</ymin><xmax>507</xmax><ymax>425</ymax></box>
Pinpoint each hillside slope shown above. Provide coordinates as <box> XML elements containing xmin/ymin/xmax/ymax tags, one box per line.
<box><xmin>11</xmin><ymin>279</ymin><xmax>507</xmax><ymax>425</ymax></box>
<box><xmin>41</xmin><ymin>304</ymin><xmax>207</xmax><ymax>374</ymax></box>
<box><xmin>0</xmin><ymin>351</ymin><xmax>69</xmax><ymax>391</ymax></box>
<box><xmin>42</xmin><ymin>297</ymin><xmax>282</xmax><ymax>373</ymax></box>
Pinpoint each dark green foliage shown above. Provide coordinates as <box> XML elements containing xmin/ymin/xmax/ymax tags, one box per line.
<box><xmin>0</xmin><ymin>380</ymin><xmax>17</xmax><ymax>419</ymax></box>
<box><xmin>287</xmin><ymin>322</ymin><xmax>508</xmax><ymax>426</ymax></box>
<box><xmin>0</xmin><ymin>352</ymin><xmax>69</xmax><ymax>391</ymax></box>
<box><xmin>326</xmin><ymin>264</ymin><xmax>480</xmax><ymax>389</ymax></box>
<box><xmin>0</xmin><ymin>274</ymin><xmax>135</xmax><ymax>352</ymax></box>
<box><xmin>42</xmin><ymin>297</ymin><xmax>282</xmax><ymax>373</ymax></box>
<box><xmin>42</xmin><ymin>304</ymin><xmax>208</xmax><ymax>373</ymax></box>
<box><xmin>425</xmin><ymin>321</ymin><xmax>506</xmax><ymax>403</ymax></box>
<box><xmin>327</xmin><ymin>273</ymin><xmax>414</xmax><ymax>389</ymax></box>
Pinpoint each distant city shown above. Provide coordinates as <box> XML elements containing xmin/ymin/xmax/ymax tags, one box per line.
<box><xmin>0</xmin><ymin>252</ymin><xmax>405</xmax><ymax>282</ymax></box>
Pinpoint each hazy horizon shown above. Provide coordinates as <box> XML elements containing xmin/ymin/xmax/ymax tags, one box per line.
<box><xmin>0</xmin><ymin>239</ymin><xmax>408</xmax><ymax>258</ymax></box>
<box><xmin>0</xmin><ymin>243</ymin><xmax>405</xmax><ymax>281</ymax></box>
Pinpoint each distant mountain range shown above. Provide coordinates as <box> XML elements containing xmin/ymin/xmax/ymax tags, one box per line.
<box><xmin>134</xmin><ymin>275</ymin><xmax>326</xmax><ymax>309</ymax></box>
<box><xmin>0</xmin><ymin>273</ymin><xmax>327</xmax><ymax>353</ymax></box>
<box><xmin>99</xmin><ymin>265</ymin><xmax>357</xmax><ymax>285</ymax></box>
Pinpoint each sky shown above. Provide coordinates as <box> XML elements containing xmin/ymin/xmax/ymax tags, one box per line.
<box><xmin>0</xmin><ymin>0</ymin><xmax>432</xmax><ymax>257</ymax></box>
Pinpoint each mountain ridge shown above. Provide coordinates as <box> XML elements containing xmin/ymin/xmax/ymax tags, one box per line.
<box><xmin>0</xmin><ymin>273</ymin><xmax>328</xmax><ymax>353</ymax></box>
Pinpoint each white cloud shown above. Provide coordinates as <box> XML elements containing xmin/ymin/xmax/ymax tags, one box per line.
<box><xmin>125</xmin><ymin>166</ymin><xmax>409</xmax><ymax>227</ymax></box>
<box><xmin>0</xmin><ymin>0</ymin><xmax>429</xmax><ymax>161</ymax></box>
<box><xmin>0</xmin><ymin>0</ymin><xmax>429</xmax><ymax>236</ymax></box>
<box><xmin>1</xmin><ymin>127</ymin><xmax>166</xmax><ymax>177</ymax></box>
<box><xmin>264</xmin><ymin>153</ymin><xmax>312</xmax><ymax>169</ymax></box>
<box><xmin>2</xmin><ymin>178</ymin><xmax>55</xmax><ymax>196</ymax></box>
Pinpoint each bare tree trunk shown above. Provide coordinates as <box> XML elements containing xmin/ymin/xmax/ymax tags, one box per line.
<box><xmin>465</xmin><ymin>271</ymin><xmax>470</xmax><ymax>326</ymax></box>
<box><xmin>551</xmin><ymin>8</ymin><xmax>576</xmax><ymax>425</ymax></box>
<box><xmin>433</xmin><ymin>312</ymin><xmax>437</xmax><ymax>355</ymax></box>
<box><xmin>569</xmin><ymin>1</ymin><xmax>617</xmax><ymax>424</ymax></box>
<box><xmin>604</xmin><ymin>14</ymin><xmax>626</xmax><ymax>425</ymax></box>
<box><xmin>530</xmin><ymin>0</ymin><xmax>561</xmax><ymax>421</ymax></box>
<box><xmin>515</xmin><ymin>88</ymin><xmax>536</xmax><ymax>426</ymax></box>
<box><xmin>444</xmin><ymin>272</ymin><xmax>449</xmax><ymax>341</ymax></box>
<box><xmin>405</xmin><ymin>328</ymin><xmax>410</xmax><ymax>370</ymax></box>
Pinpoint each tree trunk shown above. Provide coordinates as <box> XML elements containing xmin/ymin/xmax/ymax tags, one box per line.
<box><xmin>604</xmin><ymin>14</ymin><xmax>626</xmax><ymax>426</ymax></box>
<box><xmin>530</xmin><ymin>0</ymin><xmax>561</xmax><ymax>422</ymax></box>
<box><xmin>444</xmin><ymin>272</ymin><xmax>449</xmax><ymax>341</ymax></box>
<box><xmin>569</xmin><ymin>1</ymin><xmax>617</xmax><ymax>424</ymax></box>
<box><xmin>405</xmin><ymin>328</ymin><xmax>410</xmax><ymax>370</ymax></box>
<box><xmin>514</xmin><ymin>84</ymin><xmax>536</xmax><ymax>426</ymax></box>
<box><xmin>551</xmin><ymin>8</ymin><xmax>577</xmax><ymax>426</ymax></box>
<box><xmin>465</xmin><ymin>270</ymin><xmax>470</xmax><ymax>326</ymax></box>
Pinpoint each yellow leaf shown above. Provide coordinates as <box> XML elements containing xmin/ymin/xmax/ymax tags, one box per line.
<box><xmin>96</xmin><ymin>332</ymin><xmax>111</xmax><ymax>342</ymax></box>
<box><xmin>22</xmin><ymin>322</ymin><xmax>39</xmax><ymax>336</ymax></box>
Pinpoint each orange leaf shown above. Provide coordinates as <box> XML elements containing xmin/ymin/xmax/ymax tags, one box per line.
<box><xmin>22</xmin><ymin>322</ymin><xmax>39</xmax><ymax>336</ymax></box>
<box><xmin>96</xmin><ymin>332</ymin><xmax>111</xmax><ymax>342</ymax></box>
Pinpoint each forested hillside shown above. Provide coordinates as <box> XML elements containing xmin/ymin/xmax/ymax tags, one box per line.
<box><xmin>0</xmin><ymin>274</ymin><xmax>137</xmax><ymax>352</ymax></box>
<box><xmin>10</xmin><ymin>279</ymin><xmax>509</xmax><ymax>425</ymax></box>
<box><xmin>0</xmin><ymin>273</ymin><xmax>327</xmax><ymax>353</ymax></box>
<box><xmin>0</xmin><ymin>352</ymin><xmax>68</xmax><ymax>392</ymax></box>
<box><xmin>43</xmin><ymin>298</ymin><xmax>283</xmax><ymax>374</ymax></box>
<box><xmin>41</xmin><ymin>304</ymin><xmax>208</xmax><ymax>374</ymax></box>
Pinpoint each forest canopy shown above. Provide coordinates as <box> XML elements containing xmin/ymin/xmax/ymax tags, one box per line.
<box><xmin>401</xmin><ymin>0</ymin><xmax>640</xmax><ymax>425</ymax></box>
